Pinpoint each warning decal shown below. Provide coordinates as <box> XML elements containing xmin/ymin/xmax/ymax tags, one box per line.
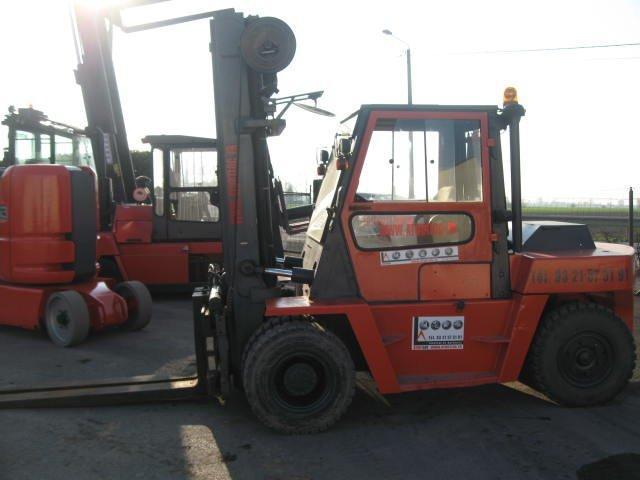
<box><xmin>412</xmin><ymin>316</ymin><xmax>464</xmax><ymax>351</ymax></box>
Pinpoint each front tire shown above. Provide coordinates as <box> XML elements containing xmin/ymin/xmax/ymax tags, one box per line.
<box><xmin>242</xmin><ymin>318</ymin><xmax>356</xmax><ymax>434</ymax></box>
<box><xmin>527</xmin><ymin>302</ymin><xmax>635</xmax><ymax>406</ymax></box>
<box><xmin>45</xmin><ymin>291</ymin><xmax>91</xmax><ymax>347</ymax></box>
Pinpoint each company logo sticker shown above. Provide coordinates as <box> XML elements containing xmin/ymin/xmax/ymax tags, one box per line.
<box><xmin>412</xmin><ymin>316</ymin><xmax>464</xmax><ymax>350</ymax></box>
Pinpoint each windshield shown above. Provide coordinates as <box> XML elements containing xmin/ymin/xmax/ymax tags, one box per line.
<box><xmin>307</xmin><ymin>151</ymin><xmax>342</xmax><ymax>243</ymax></box>
<box><xmin>76</xmin><ymin>135</ymin><xmax>96</xmax><ymax>170</ymax></box>
<box><xmin>8</xmin><ymin>129</ymin><xmax>96</xmax><ymax>170</ymax></box>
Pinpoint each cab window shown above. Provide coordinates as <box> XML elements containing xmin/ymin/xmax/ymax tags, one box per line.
<box><xmin>77</xmin><ymin>136</ymin><xmax>96</xmax><ymax>169</ymax></box>
<box><xmin>169</xmin><ymin>149</ymin><xmax>217</xmax><ymax>188</ymax></box>
<box><xmin>167</xmin><ymin>148</ymin><xmax>218</xmax><ymax>223</ymax></box>
<box><xmin>356</xmin><ymin>118</ymin><xmax>482</xmax><ymax>202</ymax></box>
<box><xmin>352</xmin><ymin>213</ymin><xmax>473</xmax><ymax>250</ymax></box>
<box><xmin>169</xmin><ymin>191</ymin><xmax>219</xmax><ymax>222</ymax></box>
<box><xmin>15</xmin><ymin>130</ymin><xmax>51</xmax><ymax>164</ymax></box>
<box><xmin>54</xmin><ymin>135</ymin><xmax>74</xmax><ymax>165</ymax></box>
<box><xmin>152</xmin><ymin>149</ymin><xmax>164</xmax><ymax>216</ymax></box>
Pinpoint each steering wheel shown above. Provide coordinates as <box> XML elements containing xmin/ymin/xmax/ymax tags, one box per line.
<box><xmin>135</xmin><ymin>175</ymin><xmax>153</xmax><ymax>190</ymax></box>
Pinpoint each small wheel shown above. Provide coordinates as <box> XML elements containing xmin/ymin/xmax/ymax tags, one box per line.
<box><xmin>527</xmin><ymin>302</ymin><xmax>636</xmax><ymax>406</ymax></box>
<box><xmin>45</xmin><ymin>291</ymin><xmax>90</xmax><ymax>347</ymax></box>
<box><xmin>114</xmin><ymin>281</ymin><xmax>152</xmax><ymax>331</ymax></box>
<box><xmin>242</xmin><ymin>318</ymin><xmax>355</xmax><ymax>434</ymax></box>
<box><xmin>240</xmin><ymin>17</ymin><xmax>296</xmax><ymax>74</ymax></box>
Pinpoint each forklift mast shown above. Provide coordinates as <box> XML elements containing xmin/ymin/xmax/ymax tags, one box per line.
<box><xmin>209</xmin><ymin>10</ymin><xmax>297</xmax><ymax>370</ymax></box>
<box><xmin>72</xmin><ymin>3</ymin><xmax>138</xmax><ymax>225</ymax></box>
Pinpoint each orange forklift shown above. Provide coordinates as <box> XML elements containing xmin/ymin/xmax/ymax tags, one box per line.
<box><xmin>0</xmin><ymin>164</ymin><xmax>151</xmax><ymax>347</ymax></box>
<box><xmin>70</xmin><ymin>0</ymin><xmax>227</xmax><ymax>288</ymax></box>
<box><xmin>1</xmin><ymin>106</ymin><xmax>221</xmax><ymax>288</ymax></box>
<box><xmin>1</xmin><ymin>6</ymin><xmax>635</xmax><ymax>434</ymax></box>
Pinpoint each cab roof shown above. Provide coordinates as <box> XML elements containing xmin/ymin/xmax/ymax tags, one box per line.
<box><xmin>342</xmin><ymin>104</ymin><xmax>500</xmax><ymax>124</ymax></box>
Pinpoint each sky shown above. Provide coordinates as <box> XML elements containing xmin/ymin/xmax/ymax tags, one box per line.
<box><xmin>0</xmin><ymin>0</ymin><xmax>639</xmax><ymax>202</ymax></box>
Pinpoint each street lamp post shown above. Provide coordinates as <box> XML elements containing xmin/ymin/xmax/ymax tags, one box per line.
<box><xmin>383</xmin><ymin>29</ymin><xmax>414</xmax><ymax>198</ymax></box>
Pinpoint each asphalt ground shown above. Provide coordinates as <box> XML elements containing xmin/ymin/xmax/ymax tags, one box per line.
<box><xmin>0</xmin><ymin>295</ymin><xmax>197</xmax><ymax>390</ymax></box>
<box><xmin>0</xmin><ymin>295</ymin><xmax>639</xmax><ymax>480</ymax></box>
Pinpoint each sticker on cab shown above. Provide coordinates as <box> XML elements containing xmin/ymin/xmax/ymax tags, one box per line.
<box><xmin>380</xmin><ymin>246</ymin><xmax>458</xmax><ymax>266</ymax></box>
<box><xmin>412</xmin><ymin>316</ymin><xmax>464</xmax><ymax>351</ymax></box>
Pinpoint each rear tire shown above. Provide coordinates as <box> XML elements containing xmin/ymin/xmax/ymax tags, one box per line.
<box><xmin>114</xmin><ymin>281</ymin><xmax>152</xmax><ymax>331</ymax></box>
<box><xmin>242</xmin><ymin>318</ymin><xmax>355</xmax><ymax>434</ymax></box>
<box><xmin>527</xmin><ymin>302</ymin><xmax>635</xmax><ymax>406</ymax></box>
<box><xmin>45</xmin><ymin>291</ymin><xmax>91</xmax><ymax>347</ymax></box>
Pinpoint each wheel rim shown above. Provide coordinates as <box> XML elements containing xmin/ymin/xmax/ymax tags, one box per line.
<box><xmin>270</xmin><ymin>351</ymin><xmax>337</xmax><ymax>416</ymax></box>
<box><xmin>558</xmin><ymin>332</ymin><xmax>614</xmax><ymax>388</ymax></box>
<box><xmin>47</xmin><ymin>297</ymin><xmax>73</xmax><ymax>344</ymax></box>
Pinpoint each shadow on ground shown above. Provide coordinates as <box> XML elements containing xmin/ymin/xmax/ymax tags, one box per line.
<box><xmin>1</xmin><ymin>382</ymin><xmax>639</xmax><ymax>480</ymax></box>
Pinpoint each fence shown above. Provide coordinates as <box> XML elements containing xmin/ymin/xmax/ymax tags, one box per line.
<box><xmin>522</xmin><ymin>190</ymin><xmax>637</xmax><ymax>245</ymax></box>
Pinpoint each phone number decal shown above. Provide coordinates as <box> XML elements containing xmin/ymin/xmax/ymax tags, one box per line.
<box><xmin>530</xmin><ymin>267</ymin><xmax>629</xmax><ymax>285</ymax></box>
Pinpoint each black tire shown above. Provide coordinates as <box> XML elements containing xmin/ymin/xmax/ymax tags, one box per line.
<box><xmin>242</xmin><ymin>317</ymin><xmax>355</xmax><ymax>434</ymax></box>
<box><xmin>527</xmin><ymin>302</ymin><xmax>635</xmax><ymax>406</ymax></box>
<box><xmin>114</xmin><ymin>281</ymin><xmax>152</xmax><ymax>331</ymax></box>
<box><xmin>518</xmin><ymin>356</ymin><xmax>540</xmax><ymax>391</ymax></box>
<box><xmin>45</xmin><ymin>291</ymin><xmax>90</xmax><ymax>347</ymax></box>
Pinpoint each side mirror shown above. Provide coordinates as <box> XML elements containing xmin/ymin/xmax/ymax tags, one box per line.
<box><xmin>336</xmin><ymin>138</ymin><xmax>351</xmax><ymax>171</ymax></box>
<box><xmin>338</xmin><ymin>138</ymin><xmax>352</xmax><ymax>157</ymax></box>
<box><xmin>317</xmin><ymin>149</ymin><xmax>329</xmax><ymax>165</ymax></box>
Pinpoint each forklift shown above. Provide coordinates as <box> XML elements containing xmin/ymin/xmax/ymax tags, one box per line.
<box><xmin>1</xmin><ymin>106</ymin><xmax>221</xmax><ymax>288</ymax></box>
<box><xmin>0</xmin><ymin>162</ymin><xmax>152</xmax><ymax>347</ymax></box>
<box><xmin>0</xmin><ymin>5</ymin><xmax>635</xmax><ymax>434</ymax></box>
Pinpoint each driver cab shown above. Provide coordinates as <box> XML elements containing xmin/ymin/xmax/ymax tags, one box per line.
<box><xmin>304</xmin><ymin>105</ymin><xmax>499</xmax><ymax>303</ymax></box>
<box><xmin>142</xmin><ymin>135</ymin><xmax>220</xmax><ymax>241</ymax></box>
<box><xmin>1</xmin><ymin>107</ymin><xmax>96</xmax><ymax>170</ymax></box>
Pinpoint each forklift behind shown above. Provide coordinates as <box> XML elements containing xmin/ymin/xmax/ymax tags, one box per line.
<box><xmin>0</xmin><ymin>4</ymin><xmax>635</xmax><ymax>434</ymax></box>
<box><xmin>1</xmin><ymin>107</ymin><xmax>222</xmax><ymax>288</ymax></box>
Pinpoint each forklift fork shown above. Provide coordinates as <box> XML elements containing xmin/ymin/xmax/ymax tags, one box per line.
<box><xmin>0</xmin><ymin>288</ymin><xmax>221</xmax><ymax>408</ymax></box>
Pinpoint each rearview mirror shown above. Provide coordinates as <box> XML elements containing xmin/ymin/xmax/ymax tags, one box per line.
<box><xmin>338</xmin><ymin>138</ymin><xmax>352</xmax><ymax>157</ymax></box>
<box><xmin>317</xmin><ymin>149</ymin><xmax>329</xmax><ymax>165</ymax></box>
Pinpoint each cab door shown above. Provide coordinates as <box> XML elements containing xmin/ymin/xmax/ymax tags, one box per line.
<box><xmin>341</xmin><ymin>110</ymin><xmax>493</xmax><ymax>302</ymax></box>
<box><xmin>165</xmin><ymin>147</ymin><xmax>221</xmax><ymax>241</ymax></box>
